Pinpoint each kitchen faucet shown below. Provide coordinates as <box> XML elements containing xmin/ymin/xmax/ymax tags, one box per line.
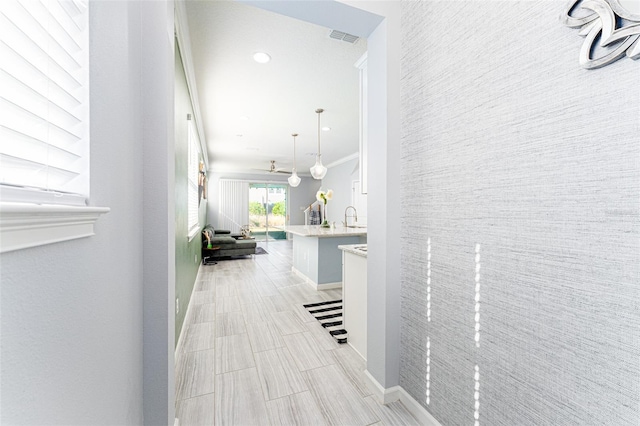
<box><xmin>344</xmin><ymin>206</ymin><xmax>358</xmax><ymax>226</ymax></box>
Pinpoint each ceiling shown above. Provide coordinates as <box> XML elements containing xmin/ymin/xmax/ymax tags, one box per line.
<box><xmin>184</xmin><ymin>1</ymin><xmax>367</xmax><ymax>176</ymax></box>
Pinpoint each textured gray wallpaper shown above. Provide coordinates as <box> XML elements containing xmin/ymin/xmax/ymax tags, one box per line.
<box><xmin>399</xmin><ymin>1</ymin><xmax>640</xmax><ymax>425</ymax></box>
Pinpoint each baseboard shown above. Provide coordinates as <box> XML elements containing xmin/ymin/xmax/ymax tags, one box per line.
<box><xmin>291</xmin><ymin>266</ymin><xmax>342</xmax><ymax>291</ymax></box>
<box><xmin>363</xmin><ymin>370</ymin><xmax>443</xmax><ymax>426</ymax></box>
<box><xmin>347</xmin><ymin>342</ymin><xmax>366</xmax><ymax>362</ymax></box>
<box><xmin>317</xmin><ymin>281</ymin><xmax>342</xmax><ymax>290</ymax></box>
<box><xmin>363</xmin><ymin>370</ymin><xmax>402</xmax><ymax>405</ymax></box>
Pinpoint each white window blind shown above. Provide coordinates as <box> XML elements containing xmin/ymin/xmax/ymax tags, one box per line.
<box><xmin>0</xmin><ymin>0</ymin><xmax>89</xmax><ymax>206</ymax></box>
<box><xmin>187</xmin><ymin>115</ymin><xmax>199</xmax><ymax>237</ymax></box>
<box><xmin>218</xmin><ymin>179</ymin><xmax>249</xmax><ymax>233</ymax></box>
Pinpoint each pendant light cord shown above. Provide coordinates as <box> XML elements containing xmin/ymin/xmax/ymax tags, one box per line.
<box><xmin>292</xmin><ymin>133</ymin><xmax>297</xmax><ymax>168</ymax></box>
<box><xmin>316</xmin><ymin>108</ymin><xmax>324</xmax><ymax>156</ymax></box>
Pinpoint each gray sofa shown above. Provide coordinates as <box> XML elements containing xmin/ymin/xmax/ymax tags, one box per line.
<box><xmin>202</xmin><ymin>225</ymin><xmax>256</xmax><ymax>262</ymax></box>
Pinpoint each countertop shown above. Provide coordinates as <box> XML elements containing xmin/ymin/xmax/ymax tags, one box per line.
<box><xmin>284</xmin><ymin>225</ymin><xmax>367</xmax><ymax>238</ymax></box>
<box><xmin>338</xmin><ymin>244</ymin><xmax>368</xmax><ymax>258</ymax></box>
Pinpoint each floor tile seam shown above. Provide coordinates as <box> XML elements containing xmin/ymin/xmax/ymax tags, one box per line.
<box><xmin>215</xmin><ymin>364</ymin><xmax>256</xmax><ymax>376</ymax></box>
<box><xmin>238</xmin><ymin>301</ymin><xmax>262</xmax><ymax>307</ymax></box>
<box><xmin>242</xmin><ymin>321</ymin><xmax>269</xmax><ymax>379</ymax></box>
<box><xmin>174</xmin><ymin>390</ymin><xmax>215</xmax><ymax>403</ymax></box>
<box><xmin>180</xmin><ymin>337</ymin><xmax>215</xmax><ymax>355</ymax></box>
<box><xmin>185</xmin><ymin>321</ymin><xmax>214</xmax><ymax>330</ymax></box>
<box><xmin>181</xmin><ymin>344</ymin><xmax>215</xmax><ymax>354</ymax></box>
<box><xmin>285</xmin><ymin>354</ymin><xmax>337</xmax><ymax>374</ymax></box>
<box><xmin>214</xmin><ymin>331</ymin><xmax>247</xmax><ymax>339</ymax></box>
<box><xmin>254</xmin><ymin>258</ymin><xmax>275</xmax><ymax>276</ymax></box>
<box><xmin>177</xmin><ymin>347</ymin><xmax>216</xmax><ymax>356</ymax></box>
<box><xmin>368</xmin><ymin>400</ymin><xmax>419</xmax><ymax>425</ymax></box>
<box><xmin>300</xmin><ymin>328</ymin><xmax>341</xmax><ymax>353</ymax></box>
<box><xmin>302</xmin><ymin>362</ymin><xmax>367</xmax><ymax>394</ymax></box>
<box><xmin>273</xmin><ymin>282</ymin><xmax>303</xmax><ymax>289</ymax></box>
<box><xmin>175</xmin><ymin>388</ymin><xmax>216</xmax><ymax>403</ymax></box>
<box><xmin>303</xmin><ymin>378</ymin><xmax>381</xmax><ymax>426</ymax></box>
<box><xmin>188</xmin><ymin>308</ymin><xmax>216</xmax><ymax>318</ymax></box>
<box><xmin>191</xmin><ymin>301</ymin><xmax>215</xmax><ymax>307</ymax></box>
<box><xmin>252</xmin><ymin>350</ymin><xmax>307</xmax><ymax>404</ymax></box>
<box><xmin>329</xmin><ymin>361</ymin><xmax>374</xmax><ymax>399</ymax></box>
<box><xmin>249</xmin><ymin>342</ymin><xmax>286</xmax><ymax>355</ymax></box>
<box><xmin>214</xmin><ymin>365</ymin><xmax>257</xmax><ymax>379</ymax></box>
<box><xmin>218</xmin><ymin>330</ymin><xmax>251</xmax><ymax>347</ymax></box>
<box><xmin>215</xmin><ymin>309</ymin><xmax>242</xmax><ymax>315</ymax></box>
<box><xmin>254</xmin><ymin>346</ymin><xmax>310</xmax><ymax>402</ymax></box>
<box><xmin>296</xmin><ymin>376</ymin><xmax>344</xmax><ymax>426</ymax></box>
<box><xmin>262</xmin><ymin>387</ymin><xmax>312</xmax><ymax>404</ymax></box>
<box><xmin>188</xmin><ymin>318</ymin><xmax>216</xmax><ymax>325</ymax></box>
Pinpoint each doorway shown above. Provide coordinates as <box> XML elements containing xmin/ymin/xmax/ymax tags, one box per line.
<box><xmin>249</xmin><ymin>183</ymin><xmax>288</xmax><ymax>241</ymax></box>
<box><xmin>167</xmin><ymin>2</ymin><xmax>394</xmax><ymax>424</ymax></box>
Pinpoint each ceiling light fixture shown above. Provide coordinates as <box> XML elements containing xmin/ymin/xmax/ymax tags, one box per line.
<box><xmin>288</xmin><ymin>133</ymin><xmax>301</xmax><ymax>188</ymax></box>
<box><xmin>310</xmin><ymin>108</ymin><xmax>327</xmax><ymax>180</ymax></box>
<box><xmin>253</xmin><ymin>52</ymin><xmax>271</xmax><ymax>63</ymax></box>
<box><xmin>322</xmin><ymin>126</ymin><xmax>331</xmax><ymax>132</ymax></box>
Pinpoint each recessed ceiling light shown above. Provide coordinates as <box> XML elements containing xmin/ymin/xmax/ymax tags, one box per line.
<box><xmin>253</xmin><ymin>52</ymin><xmax>271</xmax><ymax>64</ymax></box>
<box><xmin>322</xmin><ymin>126</ymin><xmax>331</xmax><ymax>131</ymax></box>
<box><xmin>240</xmin><ymin>116</ymin><xmax>250</xmax><ymax>121</ymax></box>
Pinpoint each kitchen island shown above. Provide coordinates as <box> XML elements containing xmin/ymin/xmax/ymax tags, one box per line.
<box><xmin>285</xmin><ymin>225</ymin><xmax>367</xmax><ymax>290</ymax></box>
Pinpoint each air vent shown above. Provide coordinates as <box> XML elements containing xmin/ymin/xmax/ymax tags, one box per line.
<box><xmin>329</xmin><ymin>29</ymin><xmax>359</xmax><ymax>44</ymax></box>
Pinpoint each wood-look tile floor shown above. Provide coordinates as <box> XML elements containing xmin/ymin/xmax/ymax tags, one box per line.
<box><xmin>175</xmin><ymin>240</ymin><xmax>419</xmax><ymax>426</ymax></box>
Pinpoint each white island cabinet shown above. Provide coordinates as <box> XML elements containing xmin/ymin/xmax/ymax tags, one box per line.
<box><xmin>285</xmin><ymin>226</ymin><xmax>366</xmax><ymax>291</ymax></box>
<box><xmin>339</xmin><ymin>244</ymin><xmax>368</xmax><ymax>361</ymax></box>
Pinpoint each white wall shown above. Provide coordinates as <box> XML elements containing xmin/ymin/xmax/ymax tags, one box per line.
<box><xmin>0</xmin><ymin>1</ymin><xmax>166</xmax><ymax>423</ymax></box>
<box><xmin>321</xmin><ymin>157</ymin><xmax>362</xmax><ymax>225</ymax></box>
<box><xmin>338</xmin><ymin>0</ymin><xmax>402</xmax><ymax>390</ymax></box>
<box><xmin>399</xmin><ymin>2</ymin><xmax>639</xmax><ymax>425</ymax></box>
<box><xmin>1</xmin><ymin>2</ymin><xmax>175</xmax><ymax>423</ymax></box>
<box><xmin>289</xmin><ymin>177</ymin><xmax>323</xmax><ymax>226</ymax></box>
<box><xmin>140</xmin><ymin>1</ymin><xmax>176</xmax><ymax>424</ymax></box>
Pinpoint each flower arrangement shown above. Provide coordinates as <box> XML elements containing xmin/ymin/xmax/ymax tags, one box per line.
<box><xmin>316</xmin><ymin>189</ymin><xmax>333</xmax><ymax>204</ymax></box>
<box><xmin>316</xmin><ymin>189</ymin><xmax>333</xmax><ymax>227</ymax></box>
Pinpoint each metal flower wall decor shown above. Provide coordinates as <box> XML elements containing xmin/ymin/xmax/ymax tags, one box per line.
<box><xmin>562</xmin><ymin>0</ymin><xmax>640</xmax><ymax>69</ymax></box>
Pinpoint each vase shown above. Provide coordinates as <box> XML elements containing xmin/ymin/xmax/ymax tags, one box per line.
<box><xmin>321</xmin><ymin>203</ymin><xmax>330</xmax><ymax>227</ymax></box>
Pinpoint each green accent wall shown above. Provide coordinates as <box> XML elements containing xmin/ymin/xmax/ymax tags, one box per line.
<box><xmin>174</xmin><ymin>41</ymin><xmax>207</xmax><ymax>346</ymax></box>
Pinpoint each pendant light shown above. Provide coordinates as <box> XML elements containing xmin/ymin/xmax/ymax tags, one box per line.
<box><xmin>288</xmin><ymin>133</ymin><xmax>301</xmax><ymax>187</ymax></box>
<box><xmin>309</xmin><ymin>108</ymin><xmax>327</xmax><ymax>180</ymax></box>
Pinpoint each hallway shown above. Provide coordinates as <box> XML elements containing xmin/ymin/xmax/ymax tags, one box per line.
<box><xmin>175</xmin><ymin>241</ymin><xmax>418</xmax><ymax>425</ymax></box>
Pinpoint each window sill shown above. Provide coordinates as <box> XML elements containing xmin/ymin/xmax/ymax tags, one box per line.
<box><xmin>187</xmin><ymin>225</ymin><xmax>200</xmax><ymax>243</ymax></box>
<box><xmin>0</xmin><ymin>203</ymin><xmax>110</xmax><ymax>253</ymax></box>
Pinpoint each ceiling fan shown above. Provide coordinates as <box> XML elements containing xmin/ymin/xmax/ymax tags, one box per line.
<box><xmin>254</xmin><ymin>160</ymin><xmax>290</xmax><ymax>174</ymax></box>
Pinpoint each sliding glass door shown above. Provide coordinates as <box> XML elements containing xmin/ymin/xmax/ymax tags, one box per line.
<box><xmin>248</xmin><ymin>183</ymin><xmax>288</xmax><ymax>241</ymax></box>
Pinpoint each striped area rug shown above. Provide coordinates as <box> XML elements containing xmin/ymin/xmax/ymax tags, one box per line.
<box><xmin>303</xmin><ymin>299</ymin><xmax>348</xmax><ymax>344</ymax></box>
